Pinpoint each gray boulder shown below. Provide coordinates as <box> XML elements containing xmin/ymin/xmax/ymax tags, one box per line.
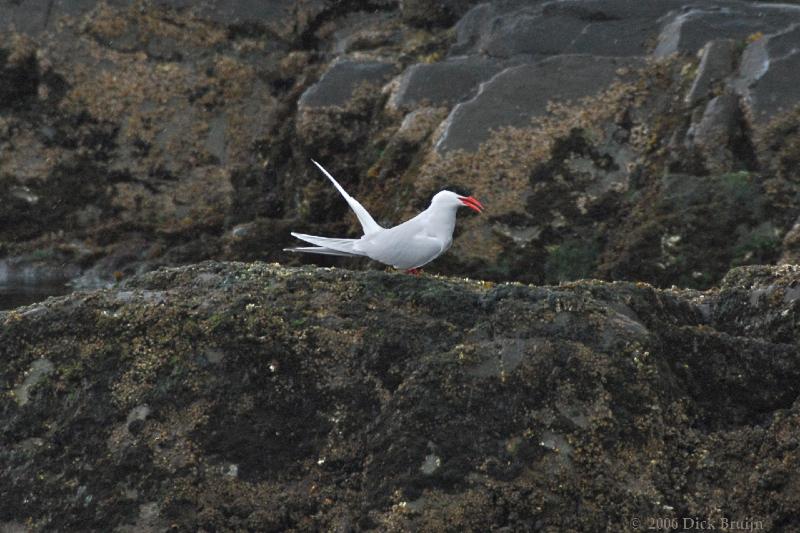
<box><xmin>388</xmin><ymin>56</ymin><xmax>503</xmax><ymax>110</ymax></box>
<box><xmin>685</xmin><ymin>39</ymin><xmax>737</xmax><ymax>106</ymax></box>
<box><xmin>450</xmin><ymin>2</ymin><xmax>495</xmax><ymax>55</ymax></box>
<box><xmin>654</xmin><ymin>3</ymin><xmax>800</xmax><ymax>57</ymax></box>
<box><xmin>480</xmin><ymin>12</ymin><xmax>588</xmax><ymax>57</ymax></box>
<box><xmin>0</xmin><ymin>0</ymin><xmax>59</xmax><ymax>35</ymax></box>
<box><xmin>734</xmin><ymin>25</ymin><xmax>800</xmax><ymax>125</ymax></box>
<box><xmin>685</xmin><ymin>92</ymin><xmax>741</xmax><ymax>173</ymax></box>
<box><xmin>452</xmin><ymin>1</ymin><xmax>657</xmax><ymax>58</ymax></box>
<box><xmin>453</xmin><ymin>1</ymin><xmax>800</xmax><ymax>61</ymax></box>
<box><xmin>435</xmin><ymin>55</ymin><xmax>643</xmax><ymax>153</ymax></box>
<box><xmin>542</xmin><ymin>0</ymin><xmax>687</xmax><ymax>20</ymax></box>
<box><xmin>298</xmin><ymin>59</ymin><xmax>395</xmax><ymax>109</ymax></box>
<box><xmin>451</xmin><ymin>0</ymin><xmax>733</xmax><ymax>59</ymax></box>
<box><xmin>538</xmin><ymin>0</ymin><xmax>692</xmax><ymax>56</ymax></box>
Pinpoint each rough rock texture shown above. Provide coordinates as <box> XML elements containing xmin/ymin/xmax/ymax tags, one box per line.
<box><xmin>2</xmin><ymin>261</ymin><xmax>800</xmax><ymax>531</ymax></box>
<box><xmin>452</xmin><ymin>0</ymin><xmax>675</xmax><ymax>58</ymax></box>
<box><xmin>685</xmin><ymin>39</ymin><xmax>736</xmax><ymax>106</ymax></box>
<box><xmin>435</xmin><ymin>55</ymin><xmax>644</xmax><ymax>153</ymax></box>
<box><xmin>3</xmin><ymin>1</ymin><xmax>800</xmax><ymax>530</ymax></box>
<box><xmin>388</xmin><ymin>56</ymin><xmax>502</xmax><ymax>110</ymax></box>
<box><xmin>2</xmin><ymin>0</ymin><xmax>800</xmax><ymax>297</ymax></box>
<box><xmin>400</xmin><ymin>0</ymin><xmax>478</xmax><ymax>28</ymax></box>
<box><xmin>685</xmin><ymin>92</ymin><xmax>742</xmax><ymax>173</ymax></box>
<box><xmin>298</xmin><ymin>59</ymin><xmax>395</xmax><ymax>109</ymax></box>
<box><xmin>735</xmin><ymin>24</ymin><xmax>800</xmax><ymax>123</ymax></box>
<box><xmin>653</xmin><ymin>2</ymin><xmax>798</xmax><ymax>57</ymax></box>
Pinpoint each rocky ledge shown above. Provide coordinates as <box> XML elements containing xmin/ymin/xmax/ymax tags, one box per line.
<box><xmin>2</xmin><ymin>262</ymin><xmax>799</xmax><ymax>531</ymax></box>
<box><xmin>4</xmin><ymin>0</ymin><xmax>800</xmax><ymax>291</ymax></box>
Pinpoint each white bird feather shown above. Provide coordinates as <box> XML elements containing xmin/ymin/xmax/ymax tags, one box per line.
<box><xmin>285</xmin><ymin>161</ymin><xmax>483</xmax><ymax>271</ymax></box>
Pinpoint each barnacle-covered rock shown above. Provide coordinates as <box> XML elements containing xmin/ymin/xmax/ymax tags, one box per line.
<box><xmin>2</xmin><ymin>262</ymin><xmax>799</xmax><ymax>530</ymax></box>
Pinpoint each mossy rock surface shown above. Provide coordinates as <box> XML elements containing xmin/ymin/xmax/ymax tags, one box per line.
<box><xmin>2</xmin><ymin>261</ymin><xmax>800</xmax><ymax>531</ymax></box>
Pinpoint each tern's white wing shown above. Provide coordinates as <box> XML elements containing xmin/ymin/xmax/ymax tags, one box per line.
<box><xmin>359</xmin><ymin>220</ymin><xmax>448</xmax><ymax>269</ymax></box>
<box><xmin>311</xmin><ymin>160</ymin><xmax>382</xmax><ymax>236</ymax></box>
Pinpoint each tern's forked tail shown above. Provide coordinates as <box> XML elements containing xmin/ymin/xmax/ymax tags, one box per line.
<box><xmin>284</xmin><ymin>232</ymin><xmax>365</xmax><ymax>257</ymax></box>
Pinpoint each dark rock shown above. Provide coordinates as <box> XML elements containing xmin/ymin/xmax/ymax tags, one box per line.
<box><xmin>0</xmin><ymin>48</ymin><xmax>41</xmax><ymax>111</ymax></box>
<box><xmin>780</xmin><ymin>216</ymin><xmax>800</xmax><ymax>265</ymax></box>
<box><xmin>654</xmin><ymin>3</ymin><xmax>800</xmax><ymax>57</ymax></box>
<box><xmin>600</xmin><ymin>172</ymin><xmax>780</xmax><ymax>288</ymax></box>
<box><xmin>400</xmin><ymin>0</ymin><xmax>478</xmax><ymax>28</ymax></box>
<box><xmin>734</xmin><ymin>25</ymin><xmax>800</xmax><ymax>126</ymax></box>
<box><xmin>0</xmin><ymin>0</ymin><xmax>56</xmax><ymax>35</ymax></box>
<box><xmin>712</xmin><ymin>264</ymin><xmax>800</xmax><ymax>343</ymax></box>
<box><xmin>453</xmin><ymin>0</ymin><xmax>800</xmax><ymax>61</ymax></box>
<box><xmin>542</xmin><ymin>0</ymin><xmax>686</xmax><ymax>20</ymax></box>
<box><xmin>388</xmin><ymin>56</ymin><xmax>503</xmax><ymax>110</ymax></box>
<box><xmin>0</xmin><ymin>255</ymin><xmax>82</xmax><ymax>285</ymax></box>
<box><xmin>394</xmin><ymin>107</ymin><xmax>448</xmax><ymax>145</ymax></box>
<box><xmin>0</xmin><ymin>0</ymin><xmax>132</xmax><ymax>36</ymax></box>
<box><xmin>685</xmin><ymin>39</ymin><xmax>737</xmax><ymax>106</ymax></box>
<box><xmin>51</xmin><ymin>0</ymin><xmax>106</xmax><ymax>17</ymax></box>
<box><xmin>435</xmin><ymin>55</ymin><xmax>643</xmax><ymax>153</ymax></box>
<box><xmin>204</xmin><ymin>113</ymin><xmax>228</xmax><ymax>165</ymax></box>
<box><xmin>298</xmin><ymin>59</ymin><xmax>395</xmax><ymax>109</ymax></box>
<box><xmin>332</xmin><ymin>14</ymin><xmax>403</xmax><ymax>55</ymax></box>
<box><xmin>451</xmin><ymin>0</ymin><xmax>702</xmax><ymax>59</ymax></box>
<box><xmin>153</xmin><ymin>0</ymin><xmax>326</xmax><ymax>41</ymax></box>
<box><xmin>480</xmin><ymin>12</ymin><xmax>588</xmax><ymax>57</ymax></box>
<box><xmin>453</xmin><ymin>1</ymin><xmax>655</xmax><ymax>58</ymax></box>
<box><xmin>561</xmin><ymin>18</ymin><xmax>660</xmax><ymax>56</ymax></box>
<box><xmin>685</xmin><ymin>92</ymin><xmax>740</xmax><ymax>172</ymax></box>
<box><xmin>2</xmin><ymin>262</ymin><xmax>800</xmax><ymax>530</ymax></box>
<box><xmin>450</xmin><ymin>2</ymin><xmax>496</xmax><ymax>56</ymax></box>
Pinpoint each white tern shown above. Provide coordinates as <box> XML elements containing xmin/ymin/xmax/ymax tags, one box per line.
<box><xmin>285</xmin><ymin>160</ymin><xmax>483</xmax><ymax>273</ymax></box>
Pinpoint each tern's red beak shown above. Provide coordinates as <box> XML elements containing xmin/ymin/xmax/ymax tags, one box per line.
<box><xmin>459</xmin><ymin>195</ymin><xmax>483</xmax><ymax>213</ymax></box>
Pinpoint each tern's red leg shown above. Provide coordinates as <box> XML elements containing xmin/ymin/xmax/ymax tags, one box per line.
<box><xmin>405</xmin><ymin>268</ymin><xmax>422</xmax><ymax>276</ymax></box>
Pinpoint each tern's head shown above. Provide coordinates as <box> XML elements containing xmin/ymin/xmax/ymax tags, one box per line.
<box><xmin>431</xmin><ymin>190</ymin><xmax>483</xmax><ymax>214</ymax></box>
